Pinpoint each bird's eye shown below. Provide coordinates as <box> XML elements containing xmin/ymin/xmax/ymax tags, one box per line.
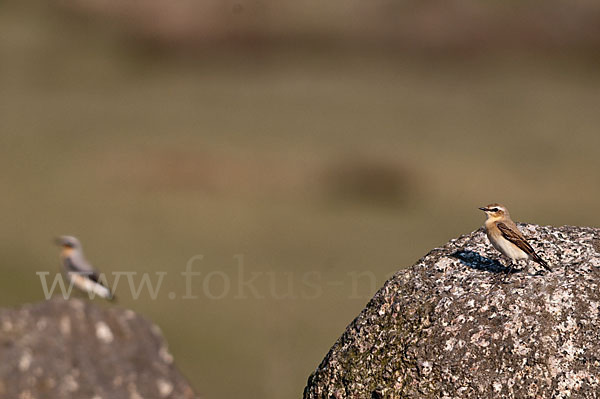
<box><xmin>491</xmin><ymin>208</ymin><xmax>499</xmax><ymax>212</ymax></box>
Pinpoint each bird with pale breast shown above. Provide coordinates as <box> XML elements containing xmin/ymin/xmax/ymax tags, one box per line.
<box><xmin>479</xmin><ymin>203</ymin><xmax>551</xmax><ymax>274</ymax></box>
<box><xmin>55</xmin><ymin>235</ymin><xmax>115</xmax><ymax>300</ymax></box>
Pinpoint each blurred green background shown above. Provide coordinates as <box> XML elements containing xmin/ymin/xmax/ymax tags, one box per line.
<box><xmin>2</xmin><ymin>0</ymin><xmax>600</xmax><ymax>398</ymax></box>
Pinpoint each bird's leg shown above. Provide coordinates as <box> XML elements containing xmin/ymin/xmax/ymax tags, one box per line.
<box><xmin>506</xmin><ymin>261</ymin><xmax>515</xmax><ymax>275</ymax></box>
<box><xmin>501</xmin><ymin>261</ymin><xmax>515</xmax><ymax>284</ymax></box>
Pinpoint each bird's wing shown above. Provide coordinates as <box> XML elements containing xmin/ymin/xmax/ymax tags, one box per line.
<box><xmin>63</xmin><ymin>256</ymin><xmax>101</xmax><ymax>284</ymax></box>
<box><xmin>62</xmin><ymin>252</ymin><xmax>115</xmax><ymax>299</ymax></box>
<box><xmin>496</xmin><ymin>222</ymin><xmax>551</xmax><ymax>271</ymax></box>
<box><xmin>496</xmin><ymin>222</ymin><xmax>536</xmax><ymax>256</ymax></box>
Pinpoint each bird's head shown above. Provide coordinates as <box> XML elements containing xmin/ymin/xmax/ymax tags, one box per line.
<box><xmin>478</xmin><ymin>203</ymin><xmax>509</xmax><ymax>220</ymax></box>
<box><xmin>55</xmin><ymin>235</ymin><xmax>82</xmax><ymax>250</ymax></box>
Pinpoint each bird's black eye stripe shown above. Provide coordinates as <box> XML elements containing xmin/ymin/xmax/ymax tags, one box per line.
<box><xmin>491</xmin><ymin>208</ymin><xmax>499</xmax><ymax>212</ymax></box>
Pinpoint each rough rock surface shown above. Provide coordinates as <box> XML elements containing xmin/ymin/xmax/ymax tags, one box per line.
<box><xmin>304</xmin><ymin>224</ymin><xmax>600</xmax><ymax>399</ymax></box>
<box><xmin>0</xmin><ymin>298</ymin><xmax>198</xmax><ymax>399</ymax></box>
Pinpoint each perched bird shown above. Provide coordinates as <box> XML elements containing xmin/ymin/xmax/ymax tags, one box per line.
<box><xmin>479</xmin><ymin>203</ymin><xmax>551</xmax><ymax>273</ymax></box>
<box><xmin>55</xmin><ymin>235</ymin><xmax>115</xmax><ymax>300</ymax></box>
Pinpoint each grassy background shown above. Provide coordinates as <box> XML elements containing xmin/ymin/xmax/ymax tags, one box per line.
<box><xmin>2</xmin><ymin>1</ymin><xmax>600</xmax><ymax>398</ymax></box>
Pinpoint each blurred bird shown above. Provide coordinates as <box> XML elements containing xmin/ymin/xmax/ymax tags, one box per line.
<box><xmin>479</xmin><ymin>203</ymin><xmax>551</xmax><ymax>274</ymax></box>
<box><xmin>55</xmin><ymin>235</ymin><xmax>115</xmax><ymax>300</ymax></box>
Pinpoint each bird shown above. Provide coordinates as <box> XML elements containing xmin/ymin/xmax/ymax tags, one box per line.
<box><xmin>479</xmin><ymin>203</ymin><xmax>551</xmax><ymax>274</ymax></box>
<box><xmin>55</xmin><ymin>235</ymin><xmax>115</xmax><ymax>300</ymax></box>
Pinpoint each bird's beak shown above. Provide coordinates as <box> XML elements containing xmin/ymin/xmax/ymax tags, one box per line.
<box><xmin>478</xmin><ymin>207</ymin><xmax>488</xmax><ymax>212</ymax></box>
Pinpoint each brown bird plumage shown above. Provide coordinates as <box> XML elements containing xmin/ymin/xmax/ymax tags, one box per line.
<box><xmin>479</xmin><ymin>203</ymin><xmax>551</xmax><ymax>272</ymax></box>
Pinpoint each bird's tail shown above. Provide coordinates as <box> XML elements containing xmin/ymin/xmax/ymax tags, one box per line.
<box><xmin>89</xmin><ymin>281</ymin><xmax>115</xmax><ymax>300</ymax></box>
<box><xmin>78</xmin><ymin>276</ymin><xmax>115</xmax><ymax>300</ymax></box>
<box><xmin>533</xmin><ymin>253</ymin><xmax>552</xmax><ymax>272</ymax></box>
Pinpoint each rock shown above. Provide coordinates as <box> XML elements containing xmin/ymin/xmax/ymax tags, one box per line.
<box><xmin>304</xmin><ymin>224</ymin><xmax>600</xmax><ymax>398</ymax></box>
<box><xmin>0</xmin><ymin>298</ymin><xmax>198</xmax><ymax>399</ymax></box>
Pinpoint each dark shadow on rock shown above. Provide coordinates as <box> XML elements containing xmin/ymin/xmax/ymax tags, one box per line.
<box><xmin>451</xmin><ymin>250</ymin><xmax>516</xmax><ymax>274</ymax></box>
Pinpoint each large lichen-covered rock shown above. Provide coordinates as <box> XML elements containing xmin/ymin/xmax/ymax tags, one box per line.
<box><xmin>0</xmin><ymin>298</ymin><xmax>198</xmax><ymax>399</ymax></box>
<box><xmin>304</xmin><ymin>224</ymin><xmax>600</xmax><ymax>398</ymax></box>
